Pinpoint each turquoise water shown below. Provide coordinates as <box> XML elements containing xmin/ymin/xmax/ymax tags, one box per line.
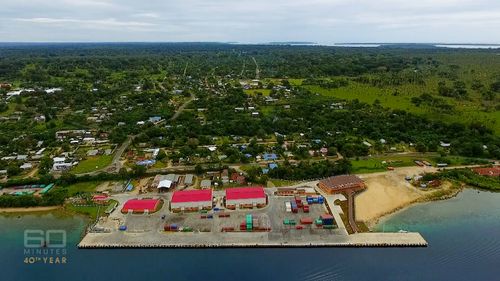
<box><xmin>1</xmin><ymin>188</ymin><xmax>500</xmax><ymax>281</ymax></box>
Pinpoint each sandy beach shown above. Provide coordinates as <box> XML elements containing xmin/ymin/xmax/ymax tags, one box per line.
<box><xmin>355</xmin><ymin>166</ymin><xmax>443</xmax><ymax>227</ymax></box>
<box><xmin>0</xmin><ymin>206</ymin><xmax>61</xmax><ymax>213</ymax></box>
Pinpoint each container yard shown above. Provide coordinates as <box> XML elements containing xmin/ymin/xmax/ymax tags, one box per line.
<box><xmin>78</xmin><ymin>187</ymin><xmax>428</xmax><ymax>248</ymax></box>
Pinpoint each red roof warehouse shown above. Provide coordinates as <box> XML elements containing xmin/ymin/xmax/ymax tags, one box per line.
<box><xmin>225</xmin><ymin>186</ymin><xmax>267</xmax><ymax>209</ymax></box>
<box><xmin>122</xmin><ymin>199</ymin><xmax>161</xmax><ymax>213</ymax></box>
<box><xmin>226</xmin><ymin>187</ymin><xmax>266</xmax><ymax>200</ymax></box>
<box><xmin>170</xmin><ymin>190</ymin><xmax>213</xmax><ymax>212</ymax></box>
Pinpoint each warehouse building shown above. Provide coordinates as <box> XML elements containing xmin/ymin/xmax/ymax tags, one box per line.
<box><xmin>318</xmin><ymin>175</ymin><xmax>365</xmax><ymax>194</ymax></box>
<box><xmin>225</xmin><ymin>187</ymin><xmax>267</xmax><ymax>210</ymax></box>
<box><xmin>170</xmin><ymin>190</ymin><xmax>213</xmax><ymax>212</ymax></box>
<box><xmin>121</xmin><ymin>199</ymin><xmax>161</xmax><ymax>214</ymax></box>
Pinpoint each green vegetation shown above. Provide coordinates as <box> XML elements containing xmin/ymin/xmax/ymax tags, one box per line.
<box><xmin>66</xmin><ymin>204</ymin><xmax>103</xmax><ymax>220</ymax></box>
<box><xmin>71</xmin><ymin>155</ymin><xmax>113</xmax><ymax>174</ymax></box>
<box><xmin>59</xmin><ymin>181</ymin><xmax>99</xmax><ymax>196</ymax></box>
<box><xmin>0</xmin><ymin>188</ymin><xmax>67</xmax><ymax>208</ymax></box>
<box><xmin>430</xmin><ymin>169</ymin><xmax>500</xmax><ymax>191</ymax></box>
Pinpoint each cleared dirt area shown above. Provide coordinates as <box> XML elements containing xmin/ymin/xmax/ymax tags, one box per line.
<box><xmin>355</xmin><ymin>166</ymin><xmax>436</xmax><ymax>225</ymax></box>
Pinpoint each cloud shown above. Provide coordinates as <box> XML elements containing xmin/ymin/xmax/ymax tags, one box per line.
<box><xmin>1</xmin><ymin>0</ymin><xmax>499</xmax><ymax>43</ymax></box>
<box><xmin>15</xmin><ymin>17</ymin><xmax>157</xmax><ymax>29</ymax></box>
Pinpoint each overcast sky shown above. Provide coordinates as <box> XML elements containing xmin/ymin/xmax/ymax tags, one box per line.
<box><xmin>1</xmin><ymin>0</ymin><xmax>499</xmax><ymax>43</ymax></box>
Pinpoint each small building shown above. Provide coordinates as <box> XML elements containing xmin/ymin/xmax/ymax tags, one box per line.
<box><xmin>472</xmin><ymin>167</ymin><xmax>500</xmax><ymax>177</ymax></box>
<box><xmin>225</xmin><ymin>187</ymin><xmax>267</xmax><ymax>210</ymax></box>
<box><xmin>200</xmin><ymin>179</ymin><xmax>212</xmax><ymax>189</ymax></box>
<box><xmin>20</xmin><ymin>163</ymin><xmax>33</xmax><ymax>170</ymax></box>
<box><xmin>184</xmin><ymin>174</ymin><xmax>194</xmax><ymax>186</ymax></box>
<box><xmin>52</xmin><ymin>162</ymin><xmax>73</xmax><ymax>171</ymax></box>
<box><xmin>262</xmin><ymin>153</ymin><xmax>278</xmax><ymax>161</ymax></box>
<box><xmin>152</xmin><ymin>174</ymin><xmax>177</xmax><ymax>191</ymax></box>
<box><xmin>92</xmin><ymin>194</ymin><xmax>109</xmax><ymax>204</ymax></box>
<box><xmin>318</xmin><ymin>175</ymin><xmax>366</xmax><ymax>194</ymax></box>
<box><xmin>170</xmin><ymin>190</ymin><xmax>213</xmax><ymax>212</ymax></box>
<box><xmin>230</xmin><ymin>173</ymin><xmax>246</xmax><ymax>185</ymax></box>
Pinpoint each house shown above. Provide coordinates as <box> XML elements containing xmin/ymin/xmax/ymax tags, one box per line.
<box><xmin>440</xmin><ymin>141</ymin><xmax>451</xmax><ymax>148</ymax></box>
<box><xmin>53</xmin><ymin>162</ymin><xmax>73</xmax><ymax>171</ymax></box>
<box><xmin>87</xmin><ymin>149</ymin><xmax>99</xmax><ymax>157</ymax></box>
<box><xmin>16</xmin><ymin>155</ymin><xmax>28</xmax><ymax>161</ymax></box>
<box><xmin>184</xmin><ymin>174</ymin><xmax>194</xmax><ymax>186</ymax></box>
<box><xmin>230</xmin><ymin>172</ymin><xmax>246</xmax><ymax>185</ymax></box>
<box><xmin>472</xmin><ymin>167</ymin><xmax>500</xmax><ymax>177</ymax></box>
<box><xmin>148</xmin><ymin>116</ymin><xmax>162</xmax><ymax>123</ymax></box>
<box><xmin>34</xmin><ymin>115</ymin><xmax>46</xmax><ymax>122</ymax></box>
<box><xmin>262</xmin><ymin>153</ymin><xmax>278</xmax><ymax>161</ymax></box>
<box><xmin>269</xmin><ymin>163</ymin><xmax>278</xmax><ymax>170</ymax></box>
<box><xmin>20</xmin><ymin>163</ymin><xmax>33</xmax><ymax>170</ymax></box>
<box><xmin>200</xmin><ymin>179</ymin><xmax>212</xmax><ymax>189</ymax></box>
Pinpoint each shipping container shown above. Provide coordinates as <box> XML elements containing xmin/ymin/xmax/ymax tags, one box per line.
<box><xmin>300</xmin><ymin>217</ymin><xmax>313</xmax><ymax>224</ymax></box>
<box><xmin>303</xmin><ymin>205</ymin><xmax>310</xmax><ymax>213</ymax></box>
<box><xmin>323</xmin><ymin>225</ymin><xmax>335</xmax><ymax>229</ymax></box>
<box><xmin>318</xmin><ymin>196</ymin><xmax>324</xmax><ymax>204</ymax></box>
<box><xmin>285</xmin><ymin>201</ymin><xmax>292</xmax><ymax>212</ymax></box>
<box><xmin>222</xmin><ymin>227</ymin><xmax>234</xmax><ymax>232</ymax></box>
<box><xmin>218</xmin><ymin>212</ymin><xmax>230</xmax><ymax>218</ymax></box>
<box><xmin>315</xmin><ymin>219</ymin><xmax>323</xmax><ymax>226</ymax></box>
<box><xmin>295</xmin><ymin>225</ymin><xmax>304</xmax><ymax>230</ymax></box>
<box><xmin>207</xmin><ymin>214</ymin><xmax>213</xmax><ymax>219</ymax></box>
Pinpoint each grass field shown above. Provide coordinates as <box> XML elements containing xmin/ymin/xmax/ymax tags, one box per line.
<box><xmin>61</xmin><ymin>181</ymin><xmax>100</xmax><ymax>196</ymax></box>
<box><xmin>351</xmin><ymin>154</ymin><xmax>438</xmax><ymax>174</ymax></box>
<box><xmin>71</xmin><ymin>155</ymin><xmax>113</xmax><ymax>174</ymax></box>
<box><xmin>304</xmin><ymin>82</ymin><xmax>499</xmax><ymax>134</ymax></box>
<box><xmin>269</xmin><ymin>179</ymin><xmax>300</xmax><ymax>187</ymax></box>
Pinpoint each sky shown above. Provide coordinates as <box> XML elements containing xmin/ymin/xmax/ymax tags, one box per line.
<box><xmin>0</xmin><ymin>0</ymin><xmax>499</xmax><ymax>43</ymax></box>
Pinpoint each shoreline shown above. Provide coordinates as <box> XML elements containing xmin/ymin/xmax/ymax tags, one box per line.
<box><xmin>0</xmin><ymin>206</ymin><xmax>61</xmax><ymax>213</ymax></box>
<box><xmin>366</xmin><ymin>183</ymin><xmax>466</xmax><ymax>229</ymax></box>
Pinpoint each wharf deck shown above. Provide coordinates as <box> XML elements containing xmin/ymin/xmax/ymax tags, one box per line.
<box><xmin>78</xmin><ymin>231</ymin><xmax>427</xmax><ymax>248</ymax></box>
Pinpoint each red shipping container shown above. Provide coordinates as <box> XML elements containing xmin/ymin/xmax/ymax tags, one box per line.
<box><xmin>303</xmin><ymin>205</ymin><xmax>310</xmax><ymax>213</ymax></box>
<box><xmin>300</xmin><ymin>217</ymin><xmax>313</xmax><ymax>224</ymax></box>
<box><xmin>295</xmin><ymin>225</ymin><xmax>304</xmax><ymax>230</ymax></box>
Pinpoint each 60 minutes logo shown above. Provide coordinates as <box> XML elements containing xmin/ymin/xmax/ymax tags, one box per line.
<box><xmin>23</xmin><ymin>230</ymin><xmax>68</xmax><ymax>265</ymax></box>
<box><xmin>24</xmin><ymin>230</ymin><xmax>67</xmax><ymax>248</ymax></box>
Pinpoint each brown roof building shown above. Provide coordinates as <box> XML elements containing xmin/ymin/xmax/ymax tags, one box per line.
<box><xmin>472</xmin><ymin>167</ymin><xmax>500</xmax><ymax>177</ymax></box>
<box><xmin>318</xmin><ymin>175</ymin><xmax>366</xmax><ymax>194</ymax></box>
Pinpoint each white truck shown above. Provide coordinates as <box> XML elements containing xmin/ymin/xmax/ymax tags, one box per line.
<box><xmin>285</xmin><ymin>201</ymin><xmax>292</xmax><ymax>213</ymax></box>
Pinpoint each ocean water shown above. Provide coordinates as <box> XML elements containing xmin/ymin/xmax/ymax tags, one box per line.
<box><xmin>1</xmin><ymin>188</ymin><xmax>500</xmax><ymax>281</ymax></box>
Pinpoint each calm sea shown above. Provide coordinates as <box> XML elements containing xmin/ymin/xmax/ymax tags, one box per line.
<box><xmin>1</xmin><ymin>188</ymin><xmax>500</xmax><ymax>281</ymax></box>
